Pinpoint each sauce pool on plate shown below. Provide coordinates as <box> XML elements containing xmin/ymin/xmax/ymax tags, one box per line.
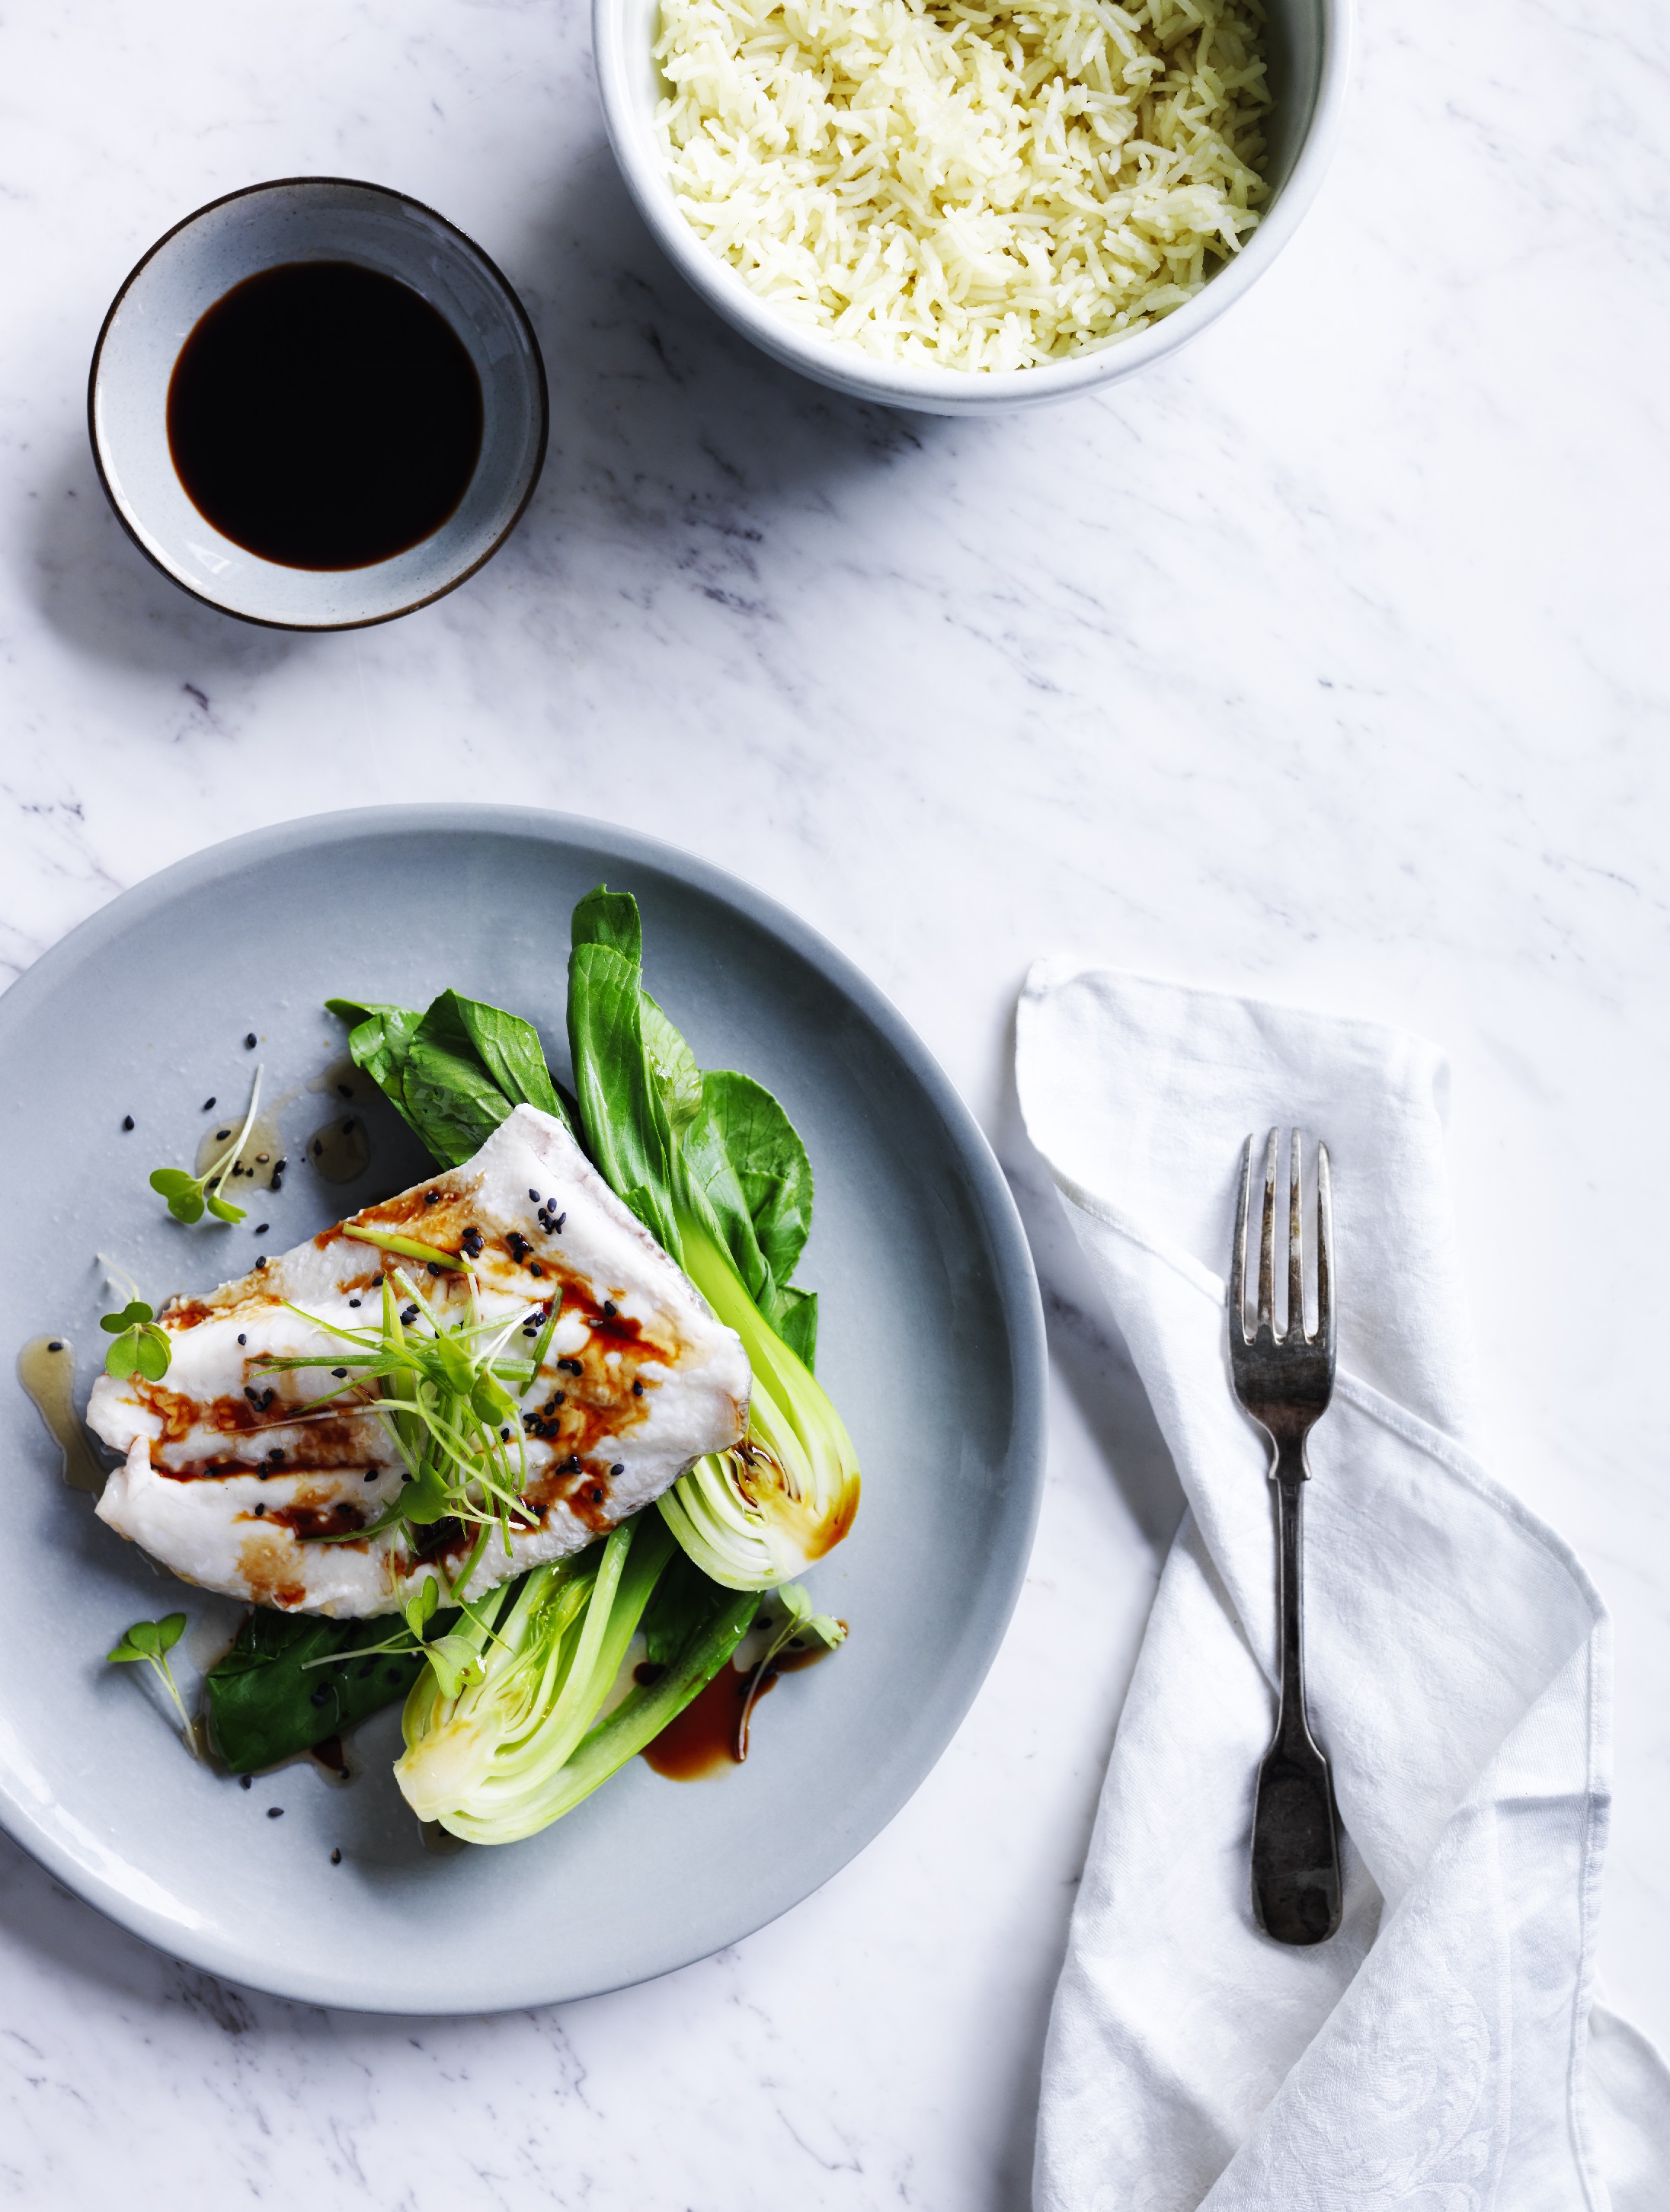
<box><xmin>166</xmin><ymin>261</ymin><xmax>484</xmax><ymax>571</ymax></box>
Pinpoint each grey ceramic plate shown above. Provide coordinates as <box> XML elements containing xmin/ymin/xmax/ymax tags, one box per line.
<box><xmin>0</xmin><ymin>807</ymin><xmax>1045</xmax><ymax>2012</ymax></box>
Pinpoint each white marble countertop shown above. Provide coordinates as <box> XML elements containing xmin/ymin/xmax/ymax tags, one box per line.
<box><xmin>4</xmin><ymin>0</ymin><xmax>1668</xmax><ymax>2202</ymax></box>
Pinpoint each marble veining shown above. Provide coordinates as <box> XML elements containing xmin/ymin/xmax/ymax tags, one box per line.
<box><xmin>2</xmin><ymin>0</ymin><xmax>1668</xmax><ymax>2201</ymax></box>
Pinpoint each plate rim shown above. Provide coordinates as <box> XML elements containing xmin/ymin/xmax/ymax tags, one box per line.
<box><xmin>0</xmin><ymin>804</ymin><xmax>1047</xmax><ymax>2012</ymax></box>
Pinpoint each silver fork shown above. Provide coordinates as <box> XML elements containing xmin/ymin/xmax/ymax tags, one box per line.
<box><xmin>1228</xmin><ymin>1130</ymin><xmax>1343</xmax><ymax>1946</ymax></box>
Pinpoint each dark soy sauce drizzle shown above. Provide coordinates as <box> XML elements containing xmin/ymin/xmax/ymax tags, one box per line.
<box><xmin>167</xmin><ymin>261</ymin><xmax>484</xmax><ymax>571</ymax></box>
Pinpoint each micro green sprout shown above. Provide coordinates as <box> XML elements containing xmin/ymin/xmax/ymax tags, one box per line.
<box><xmin>341</xmin><ymin>1226</ymin><xmax>466</xmax><ymax>1272</ymax></box>
<box><xmin>736</xmin><ymin>1581</ymin><xmax>846</xmax><ymax>1758</ymax></box>
<box><xmin>99</xmin><ymin>1298</ymin><xmax>171</xmax><ymax>1383</ymax></box>
<box><xmin>150</xmin><ymin>1066</ymin><xmax>264</xmax><ymax>1225</ymax></box>
<box><xmin>254</xmin><ymin>1270</ymin><xmax>565</xmax><ymax>1560</ymax></box>
<box><xmin>299</xmin><ymin>1571</ymin><xmax>493</xmax><ymax>1701</ymax></box>
<box><xmin>107</xmin><ymin>1613</ymin><xmax>196</xmax><ymax>1745</ymax></box>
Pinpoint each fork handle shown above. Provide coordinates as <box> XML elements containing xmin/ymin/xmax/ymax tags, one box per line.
<box><xmin>1252</xmin><ymin>1446</ymin><xmax>1342</xmax><ymax>1945</ymax></box>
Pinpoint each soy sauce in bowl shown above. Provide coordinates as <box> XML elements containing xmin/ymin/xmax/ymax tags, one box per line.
<box><xmin>166</xmin><ymin>261</ymin><xmax>484</xmax><ymax>571</ymax></box>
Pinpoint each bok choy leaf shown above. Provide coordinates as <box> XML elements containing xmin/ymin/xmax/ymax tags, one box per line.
<box><xmin>565</xmin><ymin>887</ymin><xmax>859</xmax><ymax>1588</ymax></box>
<box><xmin>328</xmin><ymin>989</ymin><xmax>571</xmax><ymax>1167</ymax></box>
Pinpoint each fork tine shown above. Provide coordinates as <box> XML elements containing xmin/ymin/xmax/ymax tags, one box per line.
<box><xmin>1288</xmin><ymin>1130</ymin><xmax>1304</xmax><ymax>1343</ymax></box>
<box><xmin>1230</xmin><ymin>1134</ymin><xmax>1252</xmax><ymax>1340</ymax></box>
<box><xmin>1256</xmin><ymin>1128</ymin><xmax>1278</xmax><ymax>1335</ymax></box>
<box><xmin>1316</xmin><ymin>1141</ymin><xmax>1334</xmax><ymax>1353</ymax></box>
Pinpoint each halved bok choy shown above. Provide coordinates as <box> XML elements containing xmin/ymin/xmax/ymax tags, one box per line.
<box><xmin>567</xmin><ymin>887</ymin><xmax>861</xmax><ymax>1590</ymax></box>
<box><xmin>394</xmin><ymin>1513</ymin><xmax>759</xmax><ymax>1843</ymax></box>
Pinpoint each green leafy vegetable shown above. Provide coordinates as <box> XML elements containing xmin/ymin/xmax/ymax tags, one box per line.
<box><xmin>149</xmin><ymin>1067</ymin><xmax>264</xmax><ymax>1225</ymax></box>
<box><xmin>329</xmin><ymin>990</ymin><xmax>570</xmax><ymax>1167</ymax></box>
<box><xmin>565</xmin><ymin>887</ymin><xmax>859</xmax><ymax>1589</ymax></box>
<box><xmin>394</xmin><ymin>1514</ymin><xmax>760</xmax><ymax>1842</ymax></box>
<box><xmin>322</xmin><ymin>1001</ymin><xmax>424</xmax><ymax>1119</ymax></box>
<box><xmin>206</xmin><ymin>1608</ymin><xmax>433</xmax><ymax>1773</ymax></box>
<box><xmin>107</xmin><ymin>1613</ymin><xmax>194</xmax><ymax>1741</ymax></box>
<box><xmin>99</xmin><ymin>1299</ymin><xmax>171</xmax><ymax>1383</ymax></box>
<box><xmin>682</xmin><ymin>1070</ymin><xmax>818</xmax><ymax>1367</ymax></box>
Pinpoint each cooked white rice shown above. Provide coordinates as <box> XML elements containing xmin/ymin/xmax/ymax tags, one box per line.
<box><xmin>654</xmin><ymin>0</ymin><xmax>1272</xmax><ymax>372</ymax></box>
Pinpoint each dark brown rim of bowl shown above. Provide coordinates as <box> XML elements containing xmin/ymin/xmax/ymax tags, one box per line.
<box><xmin>86</xmin><ymin>174</ymin><xmax>551</xmax><ymax>633</ymax></box>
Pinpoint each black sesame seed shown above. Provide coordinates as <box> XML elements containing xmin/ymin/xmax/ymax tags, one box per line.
<box><xmin>274</xmin><ymin>1157</ymin><xmax>287</xmax><ymax>1175</ymax></box>
<box><xmin>332</xmin><ymin>1367</ymin><xmax>347</xmax><ymax>1379</ymax></box>
<box><xmin>267</xmin><ymin>1805</ymin><xmax>283</xmax><ymax>1819</ymax></box>
<box><xmin>500</xmin><ymin>1427</ymin><xmax>510</xmax><ymax>1441</ymax></box>
<box><xmin>371</xmin><ymin>1274</ymin><xmax>383</xmax><ymax>1287</ymax></box>
<box><xmin>427</xmin><ymin>1261</ymin><xmax>445</xmax><ymax>1277</ymax></box>
<box><xmin>610</xmin><ymin>1462</ymin><xmax>624</xmax><ymax>1477</ymax></box>
<box><xmin>244</xmin><ymin>1386</ymin><xmax>260</xmax><ymax>1404</ymax></box>
<box><xmin>632</xmin><ymin>1379</ymin><xmax>643</xmax><ymax>1397</ymax></box>
<box><xmin>255</xmin><ymin>1256</ymin><xmax>267</xmax><ymax>1271</ymax></box>
<box><xmin>121</xmin><ymin>1114</ymin><xmax>135</xmax><ymax>1131</ymax></box>
<box><xmin>254</xmin><ymin>1223</ymin><xmax>270</xmax><ymax>1236</ymax></box>
<box><xmin>312</xmin><ymin>1140</ymin><xmax>323</xmax><ymax>1157</ymax></box>
<box><xmin>348</xmin><ymin>1296</ymin><xmax>361</xmax><ymax>1309</ymax></box>
<box><xmin>330</xmin><ymin>1847</ymin><xmax>342</xmax><ymax>1865</ymax></box>
<box><xmin>270</xmin><ymin>1175</ymin><xmax>284</xmax><ymax>1194</ymax></box>
<box><xmin>309</xmin><ymin>1686</ymin><xmax>330</xmax><ymax>1708</ymax></box>
<box><xmin>46</xmin><ymin>1339</ymin><xmax>63</xmax><ymax>1354</ymax></box>
<box><xmin>554</xmin><ymin>1212</ymin><xmax>566</xmax><ymax>1232</ymax></box>
<box><xmin>363</xmin><ymin>1470</ymin><xmax>377</xmax><ymax>1484</ymax></box>
<box><xmin>603</xmin><ymin>1300</ymin><xmax>617</xmax><ymax>1319</ymax></box>
<box><xmin>203</xmin><ymin>1096</ymin><xmax>216</xmax><ymax>1111</ymax></box>
<box><xmin>253</xmin><ymin>1503</ymin><xmax>266</xmax><ymax>1517</ymax></box>
<box><xmin>400</xmin><ymin>1306</ymin><xmax>419</xmax><ymax>1325</ymax></box>
<box><xmin>216</xmin><ymin>1127</ymin><xmax>231</xmax><ymax>1141</ymax></box>
<box><xmin>238</xmin><ymin>1333</ymin><xmax>248</xmax><ymax>1346</ymax></box>
<box><xmin>239</xmin><ymin>1773</ymin><xmax>252</xmax><ymax>1789</ymax></box>
<box><xmin>245</xmin><ymin>1032</ymin><xmax>258</xmax><ymax>1049</ymax></box>
<box><xmin>424</xmin><ymin>1190</ymin><xmax>440</xmax><ymax>1205</ymax></box>
<box><xmin>529</xmin><ymin>1263</ymin><xmax>544</xmax><ymax>1278</ymax></box>
<box><xmin>267</xmin><ymin>1447</ymin><xmax>283</xmax><ymax>1462</ymax></box>
<box><xmin>589</xmin><ymin>1487</ymin><xmax>603</xmax><ymax>1503</ymax></box>
<box><xmin>258</xmin><ymin>1469</ymin><xmax>269</xmax><ymax>1482</ymax></box>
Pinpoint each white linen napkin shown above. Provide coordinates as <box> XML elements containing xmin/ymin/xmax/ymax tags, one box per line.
<box><xmin>1017</xmin><ymin>962</ymin><xmax>1670</xmax><ymax>2212</ymax></box>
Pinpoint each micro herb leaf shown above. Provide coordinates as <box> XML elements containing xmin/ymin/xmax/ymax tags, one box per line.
<box><xmin>100</xmin><ymin>1299</ymin><xmax>154</xmax><ymax>1334</ymax></box>
<box><xmin>149</xmin><ymin>1069</ymin><xmax>262</xmax><ymax>1229</ymax></box>
<box><xmin>420</xmin><ymin>1632</ymin><xmax>483</xmax><ymax>1702</ymax></box>
<box><xmin>149</xmin><ymin>1167</ymin><xmax>206</xmax><ymax>1223</ymax></box>
<box><xmin>104</xmin><ymin>1322</ymin><xmax>171</xmax><ymax>1384</ymax></box>
<box><xmin>107</xmin><ymin>1613</ymin><xmax>194</xmax><ymax>1741</ymax></box>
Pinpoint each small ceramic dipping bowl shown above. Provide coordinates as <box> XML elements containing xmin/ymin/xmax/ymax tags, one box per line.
<box><xmin>88</xmin><ymin>177</ymin><xmax>549</xmax><ymax>628</ymax></box>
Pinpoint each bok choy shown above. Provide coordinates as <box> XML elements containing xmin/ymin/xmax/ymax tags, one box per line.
<box><xmin>566</xmin><ymin>887</ymin><xmax>861</xmax><ymax>1590</ymax></box>
<box><xmin>393</xmin><ymin>1514</ymin><xmax>759</xmax><ymax>1841</ymax></box>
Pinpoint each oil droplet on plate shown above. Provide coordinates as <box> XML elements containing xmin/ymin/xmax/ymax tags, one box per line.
<box><xmin>17</xmin><ymin>1337</ymin><xmax>107</xmax><ymax>1493</ymax></box>
<box><xmin>307</xmin><ymin>1113</ymin><xmax>371</xmax><ymax>1184</ymax></box>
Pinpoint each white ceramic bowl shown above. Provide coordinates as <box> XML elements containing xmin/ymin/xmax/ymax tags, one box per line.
<box><xmin>88</xmin><ymin>178</ymin><xmax>549</xmax><ymax>628</ymax></box>
<box><xmin>595</xmin><ymin>0</ymin><xmax>1352</xmax><ymax>416</ymax></box>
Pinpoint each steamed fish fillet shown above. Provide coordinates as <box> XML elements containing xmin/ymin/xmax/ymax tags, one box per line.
<box><xmin>88</xmin><ymin>1105</ymin><xmax>750</xmax><ymax>1617</ymax></box>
